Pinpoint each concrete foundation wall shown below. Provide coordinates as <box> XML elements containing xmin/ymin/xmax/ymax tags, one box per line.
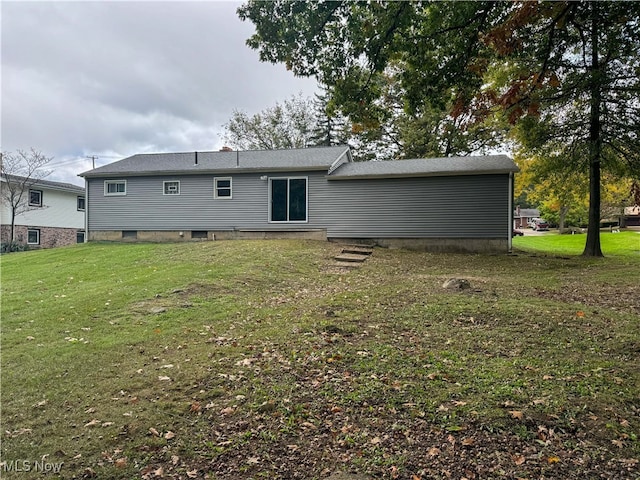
<box><xmin>89</xmin><ymin>229</ymin><xmax>328</xmax><ymax>243</ymax></box>
<box><xmin>330</xmin><ymin>237</ymin><xmax>509</xmax><ymax>253</ymax></box>
<box><xmin>89</xmin><ymin>229</ymin><xmax>506</xmax><ymax>253</ymax></box>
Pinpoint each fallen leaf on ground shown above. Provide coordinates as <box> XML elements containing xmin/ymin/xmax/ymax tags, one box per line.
<box><xmin>509</xmin><ymin>410</ymin><xmax>524</xmax><ymax>420</ymax></box>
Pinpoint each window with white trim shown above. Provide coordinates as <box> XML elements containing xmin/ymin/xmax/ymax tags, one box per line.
<box><xmin>270</xmin><ymin>177</ymin><xmax>308</xmax><ymax>222</ymax></box>
<box><xmin>29</xmin><ymin>189</ymin><xmax>43</xmax><ymax>207</ymax></box>
<box><xmin>77</xmin><ymin>196</ymin><xmax>86</xmax><ymax>211</ymax></box>
<box><xmin>163</xmin><ymin>181</ymin><xmax>180</xmax><ymax>195</ymax></box>
<box><xmin>214</xmin><ymin>177</ymin><xmax>232</xmax><ymax>199</ymax></box>
<box><xmin>104</xmin><ymin>180</ymin><xmax>126</xmax><ymax>196</ymax></box>
<box><xmin>27</xmin><ymin>229</ymin><xmax>40</xmax><ymax>245</ymax></box>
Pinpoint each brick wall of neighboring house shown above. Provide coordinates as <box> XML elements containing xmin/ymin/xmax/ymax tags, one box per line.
<box><xmin>1</xmin><ymin>224</ymin><xmax>83</xmax><ymax>249</ymax></box>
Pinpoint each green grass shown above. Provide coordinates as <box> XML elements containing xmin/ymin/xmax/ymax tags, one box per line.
<box><xmin>1</xmin><ymin>239</ymin><xmax>639</xmax><ymax>479</ymax></box>
<box><xmin>513</xmin><ymin>229</ymin><xmax>640</xmax><ymax>256</ymax></box>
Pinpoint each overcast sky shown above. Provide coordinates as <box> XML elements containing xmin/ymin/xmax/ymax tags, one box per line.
<box><xmin>1</xmin><ymin>1</ymin><xmax>318</xmax><ymax>186</ymax></box>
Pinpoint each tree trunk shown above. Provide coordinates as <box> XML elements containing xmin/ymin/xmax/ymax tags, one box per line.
<box><xmin>10</xmin><ymin>208</ymin><xmax>16</xmax><ymax>244</ymax></box>
<box><xmin>558</xmin><ymin>204</ymin><xmax>569</xmax><ymax>234</ymax></box>
<box><xmin>582</xmin><ymin>2</ymin><xmax>604</xmax><ymax>257</ymax></box>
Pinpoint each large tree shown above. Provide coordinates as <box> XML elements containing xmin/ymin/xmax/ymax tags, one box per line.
<box><xmin>222</xmin><ymin>93</ymin><xmax>317</xmax><ymax>150</ymax></box>
<box><xmin>238</xmin><ymin>1</ymin><xmax>640</xmax><ymax>256</ymax></box>
<box><xmin>1</xmin><ymin>149</ymin><xmax>52</xmax><ymax>248</ymax></box>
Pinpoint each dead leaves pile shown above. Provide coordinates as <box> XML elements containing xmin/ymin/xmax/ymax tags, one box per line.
<box><xmin>130</xmin><ymin>331</ymin><xmax>639</xmax><ymax>479</ymax></box>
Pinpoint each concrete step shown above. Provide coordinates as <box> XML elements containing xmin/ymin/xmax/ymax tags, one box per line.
<box><xmin>341</xmin><ymin>247</ymin><xmax>373</xmax><ymax>255</ymax></box>
<box><xmin>334</xmin><ymin>253</ymin><xmax>369</xmax><ymax>263</ymax></box>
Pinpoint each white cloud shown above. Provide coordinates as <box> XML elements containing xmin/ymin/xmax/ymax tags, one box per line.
<box><xmin>1</xmin><ymin>1</ymin><xmax>318</xmax><ymax>185</ymax></box>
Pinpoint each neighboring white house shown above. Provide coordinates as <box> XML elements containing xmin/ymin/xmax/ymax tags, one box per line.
<box><xmin>1</xmin><ymin>175</ymin><xmax>86</xmax><ymax>249</ymax></box>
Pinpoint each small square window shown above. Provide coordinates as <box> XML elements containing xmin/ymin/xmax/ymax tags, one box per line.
<box><xmin>77</xmin><ymin>196</ymin><xmax>86</xmax><ymax>211</ymax></box>
<box><xmin>27</xmin><ymin>229</ymin><xmax>40</xmax><ymax>245</ymax></box>
<box><xmin>29</xmin><ymin>189</ymin><xmax>43</xmax><ymax>207</ymax></box>
<box><xmin>77</xmin><ymin>231</ymin><xmax>85</xmax><ymax>243</ymax></box>
<box><xmin>105</xmin><ymin>180</ymin><xmax>126</xmax><ymax>196</ymax></box>
<box><xmin>214</xmin><ymin>177</ymin><xmax>232</xmax><ymax>199</ymax></box>
<box><xmin>163</xmin><ymin>181</ymin><xmax>180</xmax><ymax>195</ymax></box>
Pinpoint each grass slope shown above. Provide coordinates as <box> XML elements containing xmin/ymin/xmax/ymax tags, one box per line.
<box><xmin>1</xmin><ymin>239</ymin><xmax>639</xmax><ymax>479</ymax></box>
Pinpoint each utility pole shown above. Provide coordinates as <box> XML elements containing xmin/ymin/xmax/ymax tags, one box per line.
<box><xmin>86</xmin><ymin>155</ymin><xmax>98</xmax><ymax>169</ymax></box>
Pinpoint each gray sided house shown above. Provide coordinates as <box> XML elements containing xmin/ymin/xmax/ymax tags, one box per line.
<box><xmin>79</xmin><ymin>146</ymin><xmax>519</xmax><ymax>253</ymax></box>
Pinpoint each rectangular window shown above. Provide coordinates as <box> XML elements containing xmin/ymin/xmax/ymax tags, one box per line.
<box><xmin>214</xmin><ymin>177</ymin><xmax>232</xmax><ymax>199</ymax></box>
<box><xmin>163</xmin><ymin>181</ymin><xmax>180</xmax><ymax>195</ymax></box>
<box><xmin>76</xmin><ymin>231</ymin><xmax>85</xmax><ymax>243</ymax></box>
<box><xmin>270</xmin><ymin>177</ymin><xmax>308</xmax><ymax>223</ymax></box>
<box><xmin>104</xmin><ymin>180</ymin><xmax>126</xmax><ymax>196</ymax></box>
<box><xmin>27</xmin><ymin>229</ymin><xmax>40</xmax><ymax>245</ymax></box>
<box><xmin>122</xmin><ymin>230</ymin><xmax>137</xmax><ymax>239</ymax></box>
<box><xmin>77</xmin><ymin>196</ymin><xmax>86</xmax><ymax>211</ymax></box>
<box><xmin>29</xmin><ymin>189</ymin><xmax>43</xmax><ymax>207</ymax></box>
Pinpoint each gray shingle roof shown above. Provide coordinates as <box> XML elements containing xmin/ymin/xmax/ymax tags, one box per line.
<box><xmin>2</xmin><ymin>174</ymin><xmax>85</xmax><ymax>193</ymax></box>
<box><xmin>79</xmin><ymin>146</ymin><xmax>351</xmax><ymax>178</ymax></box>
<box><xmin>329</xmin><ymin>155</ymin><xmax>518</xmax><ymax>179</ymax></box>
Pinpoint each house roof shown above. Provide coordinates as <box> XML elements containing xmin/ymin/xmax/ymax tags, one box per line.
<box><xmin>1</xmin><ymin>174</ymin><xmax>85</xmax><ymax>194</ymax></box>
<box><xmin>78</xmin><ymin>147</ymin><xmax>518</xmax><ymax>180</ymax></box>
<box><xmin>328</xmin><ymin>155</ymin><xmax>518</xmax><ymax>180</ymax></box>
<box><xmin>79</xmin><ymin>145</ymin><xmax>352</xmax><ymax>178</ymax></box>
<box><xmin>514</xmin><ymin>208</ymin><xmax>540</xmax><ymax>218</ymax></box>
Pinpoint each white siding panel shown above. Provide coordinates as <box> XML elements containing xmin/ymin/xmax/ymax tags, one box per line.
<box><xmin>8</xmin><ymin>187</ymin><xmax>84</xmax><ymax>229</ymax></box>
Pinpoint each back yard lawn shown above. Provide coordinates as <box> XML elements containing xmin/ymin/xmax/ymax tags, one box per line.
<box><xmin>1</xmin><ymin>239</ymin><xmax>638</xmax><ymax>479</ymax></box>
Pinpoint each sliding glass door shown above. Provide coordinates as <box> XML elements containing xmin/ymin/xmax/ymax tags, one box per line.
<box><xmin>270</xmin><ymin>177</ymin><xmax>307</xmax><ymax>222</ymax></box>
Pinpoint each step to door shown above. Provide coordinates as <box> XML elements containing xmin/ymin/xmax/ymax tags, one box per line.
<box><xmin>334</xmin><ymin>253</ymin><xmax>369</xmax><ymax>263</ymax></box>
<box><xmin>341</xmin><ymin>247</ymin><xmax>373</xmax><ymax>256</ymax></box>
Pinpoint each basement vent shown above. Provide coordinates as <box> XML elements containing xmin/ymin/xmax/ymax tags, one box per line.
<box><xmin>122</xmin><ymin>230</ymin><xmax>138</xmax><ymax>239</ymax></box>
<box><xmin>191</xmin><ymin>231</ymin><xmax>208</xmax><ymax>240</ymax></box>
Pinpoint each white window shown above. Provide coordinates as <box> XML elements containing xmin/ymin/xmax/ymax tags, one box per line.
<box><xmin>29</xmin><ymin>189</ymin><xmax>43</xmax><ymax>207</ymax></box>
<box><xmin>104</xmin><ymin>180</ymin><xmax>126</xmax><ymax>196</ymax></box>
<box><xmin>163</xmin><ymin>181</ymin><xmax>180</xmax><ymax>195</ymax></box>
<box><xmin>27</xmin><ymin>229</ymin><xmax>40</xmax><ymax>245</ymax></box>
<box><xmin>214</xmin><ymin>177</ymin><xmax>232</xmax><ymax>199</ymax></box>
<box><xmin>77</xmin><ymin>196</ymin><xmax>86</xmax><ymax>211</ymax></box>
